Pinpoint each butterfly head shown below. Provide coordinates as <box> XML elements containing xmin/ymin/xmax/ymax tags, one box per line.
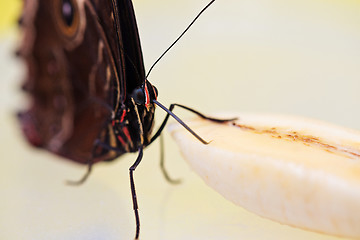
<box><xmin>131</xmin><ymin>80</ymin><xmax>158</xmax><ymax>111</ymax></box>
<box><xmin>107</xmin><ymin>80</ymin><xmax>158</xmax><ymax>151</ymax></box>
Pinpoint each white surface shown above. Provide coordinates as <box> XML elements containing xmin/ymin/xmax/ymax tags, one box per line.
<box><xmin>169</xmin><ymin>113</ymin><xmax>360</xmax><ymax>239</ymax></box>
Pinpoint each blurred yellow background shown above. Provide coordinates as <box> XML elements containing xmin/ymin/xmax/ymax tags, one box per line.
<box><xmin>1</xmin><ymin>0</ymin><xmax>360</xmax><ymax>239</ymax></box>
<box><xmin>0</xmin><ymin>0</ymin><xmax>21</xmax><ymax>32</ymax></box>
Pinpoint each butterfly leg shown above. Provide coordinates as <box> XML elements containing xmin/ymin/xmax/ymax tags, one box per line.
<box><xmin>129</xmin><ymin>146</ymin><xmax>144</xmax><ymax>240</ymax></box>
<box><xmin>150</xmin><ymin>101</ymin><xmax>237</xmax><ymax>144</ymax></box>
<box><xmin>159</xmin><ymin>134</ymin><xmax>181</xmax><ymax>184</ymax></box>
<box><xmin>65</xmin><ymin>138</ymin><xmax>122</xmax><ymax>185</ymax></box>
<box><xmin>151</xmin><ymin>101</ymin><xmax>235</xmax><ymax>183</ymax></box>
<box><xmin>66</xmin><ymin>162</ymin><xmax>93</xmax><ymax>185</ymax></box>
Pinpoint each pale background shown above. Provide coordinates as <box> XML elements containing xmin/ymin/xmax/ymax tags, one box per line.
<box><xmin>1</xmin><ymin>0</ymin><xmax>360</xmax><ymax>239</ymax></box>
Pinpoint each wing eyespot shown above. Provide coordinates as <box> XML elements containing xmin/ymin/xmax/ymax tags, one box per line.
<box><xmin>54</xmin><ymin>0</ymin><xmax>80</xmax><ymax>39</ymax></box>
<box><xmin>62</xmin><ymin>0</ymin><xmax>75</xmax><ymax>26</ymax></box>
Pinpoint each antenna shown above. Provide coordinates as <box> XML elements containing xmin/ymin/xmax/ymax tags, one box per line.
<box><xmin>145</xmin><ymin>0</ymin><xmax>216</xmax><ymax>79</ymax></box>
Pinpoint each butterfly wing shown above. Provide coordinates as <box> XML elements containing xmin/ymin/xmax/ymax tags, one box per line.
<box><xmin>18</xmin><ymin>0</ymin><xmax>147</xmax><ymax>164</ymax></box>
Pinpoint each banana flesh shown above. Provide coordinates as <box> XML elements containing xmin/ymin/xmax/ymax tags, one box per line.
<box><xmin>168</xmin><ymin>113</ymin><xmax>360</xmax><ymax>239</ymax></box>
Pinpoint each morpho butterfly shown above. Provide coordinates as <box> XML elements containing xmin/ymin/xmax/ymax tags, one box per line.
<box><xmin>17</xmin><ymin>0</ymin><xmax>234</xmax><ymax>238</ymax></box>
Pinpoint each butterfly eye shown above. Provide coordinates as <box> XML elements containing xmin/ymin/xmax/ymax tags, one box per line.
<box><xmin>54</xmin><ymin>0</ymin><xmax>80</xmax><ymax>38</ymax></box>
<box><xmin>131</xmin><ymin>88</ymin><xmax>145</xmax><ymax>105</ymax></box>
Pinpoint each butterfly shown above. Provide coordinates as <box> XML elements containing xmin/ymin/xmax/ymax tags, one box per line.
<box><xmin>17</xmin><ymin>0</ymin><xmax>233</xmax><ymax>238</ymax></box>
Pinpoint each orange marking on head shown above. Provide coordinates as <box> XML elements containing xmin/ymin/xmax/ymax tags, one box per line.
<box><xmin>144</xmin><ymin>83</ymin><xmax>150</xmax><ymax>109</ymax></box>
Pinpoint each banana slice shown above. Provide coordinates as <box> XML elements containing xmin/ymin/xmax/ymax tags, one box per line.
<box><xmin>168</xmin><ymin>113</ymin><xmax>360</xmax><ymax>239</ymax></box>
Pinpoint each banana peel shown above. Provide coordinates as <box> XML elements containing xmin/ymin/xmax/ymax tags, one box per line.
<box><xmin>168</xmin><ymin>113</ymin><xmax>360</xmax><ymax>239</ymax></box>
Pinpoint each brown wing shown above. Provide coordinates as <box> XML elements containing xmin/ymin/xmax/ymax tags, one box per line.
<box><xmin>18</xmin><ymin>0</ymin><xmax>127</xmax><ymax>163</ymax></box>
